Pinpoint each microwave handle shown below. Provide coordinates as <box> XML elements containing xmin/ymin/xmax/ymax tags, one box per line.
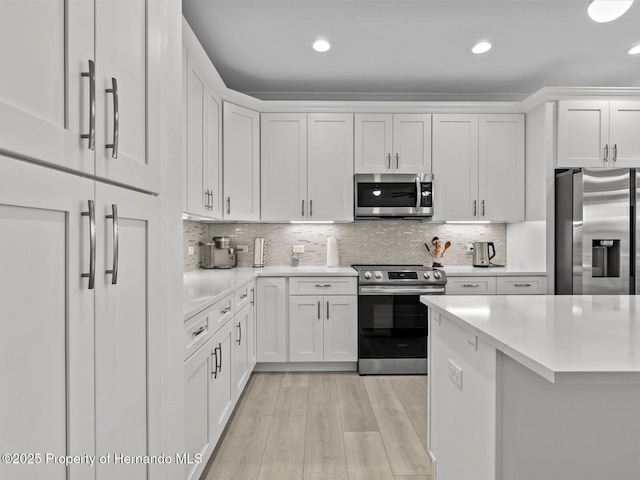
<box><xmin>415</xmin><ymin>177</ymin><xmax>421</xmax><ymax>211</ymax></box>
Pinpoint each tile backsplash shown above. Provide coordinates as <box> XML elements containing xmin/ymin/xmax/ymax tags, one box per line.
<box><xmin>184</xmin><ymin>220</ymin><xmax>506</xmax><ymax>271</ymax></box>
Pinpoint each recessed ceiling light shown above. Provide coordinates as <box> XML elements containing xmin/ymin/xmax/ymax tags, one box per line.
<box><xmin>471</xmin><ymin>41</ymin><xmax>493</xmax><ymax>55</ymax></box>
<box><xmin>587</xmin><ymin>0</ymin><xmax>634</xmax><ymax>23</ymax></box>
<box><xmin>627</xmin><ymin>43</ymin><xmax>640</xmax><ymax>55</ymax></box>
<box><xmin>312</xmin><ymin>39</ymin><xmax>332</xmax><ymax>53</ymax></box>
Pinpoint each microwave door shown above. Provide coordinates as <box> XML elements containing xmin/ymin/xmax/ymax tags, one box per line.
<box><xmin>355</xmin><ymin>174</ymin><xmax>433</xmax><ymax>218</ymax></box>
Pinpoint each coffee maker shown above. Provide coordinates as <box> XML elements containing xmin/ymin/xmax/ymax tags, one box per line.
<box><xmin>201</xmin><ymin>236</ymin><xmax>237</xmax><ymax>269</ymax></box>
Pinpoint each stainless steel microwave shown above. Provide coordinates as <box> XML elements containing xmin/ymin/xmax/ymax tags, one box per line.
<box><xmin>354</xmin><ymin>173</ymin><xmax>434</xmax><ymax>218</ymax></box>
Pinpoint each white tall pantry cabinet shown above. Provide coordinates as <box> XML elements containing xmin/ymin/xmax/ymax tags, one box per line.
<box><xmin>0</xmin><ymin>1</ymin><xmax>163</xmax><ymax>479</ymax></box>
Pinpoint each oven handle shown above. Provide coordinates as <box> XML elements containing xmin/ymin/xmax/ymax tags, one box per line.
<box><xmin>359</xmin><ymin>286</ymin><xmax>445</xmax><ymax>295</ymax></box>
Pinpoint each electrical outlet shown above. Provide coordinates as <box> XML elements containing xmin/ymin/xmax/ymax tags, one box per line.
<box><xmin>466</xmin><ymin>243</ymin><xmax>474</xmax><ymax>253</ymax></box>
<box><xmin>448</xmin><ymin>359</ymin><xmax>463</xmax><ymax>388</ymax></box>
<box><xmin>236</xmin><ymin>244</ymin><xmax>248</xmax><ymax>253</ymax></box>
<box><xmin>188</xmin><ymin>246</ymin><xmax>195</xmax><ymax>255</ymax></box>
<box><xmin>293</xmin><ymin>245</ymin><xmax>305</xmax><ymax>253</ymax></box>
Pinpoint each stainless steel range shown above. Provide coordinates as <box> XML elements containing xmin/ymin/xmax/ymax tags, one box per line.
<box><xmin>352</xmin><ymin>264</ymin><xmax>447</xmax><ymax>375</ymax></box>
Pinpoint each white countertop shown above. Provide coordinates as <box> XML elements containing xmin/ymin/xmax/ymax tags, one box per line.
<box><xmin>184</xmin><ymin>266</ymin><xmax>357</xmax><ymax>319</ymax></box>
<box><xmin>422</xmin><ymin>295</ymin><xmax>640</xmax><ymax>383</ymax></box>
<box><xmin>441</xmin><ymin>266</ymin><xmax>546</xmax><ymax>276</ymax></box>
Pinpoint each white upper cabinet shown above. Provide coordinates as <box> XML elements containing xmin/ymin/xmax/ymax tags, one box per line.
<box><xmin>0</xmin><ymin>0</ymin><xmax>94</xmax><ymax>175</ymax></box>
<box><xmin>433</xmin><ymin>114</ymin><xmax>524</xmax><ymax>222</ymax></box>
<box><xmin>223</xmin><ymin>102</ymin><xmax>261</xmax><ymax>221</ymax></box>
<box><xmin>261</xmin><ymin>113</ymin><xmax>354</xmax><ymax>222</ymax></box>
<box><xmin>0</xmin><ymin>0</ymin><xmax>161</xmax><ymax>193</ymax></box>
<box><xmin>184</xmin><ymin>47</ymin><xmax>222</xmax><ymax>219</ymax></box>
<box><xmin>558</xmin><ymin>100</ymin><xmax>640</xmax><ymax>167</ymax></box>
<box><xmin>355</xmin><ymin>113</ymin><xmax>431</xmax><ymax>173</ymax></box>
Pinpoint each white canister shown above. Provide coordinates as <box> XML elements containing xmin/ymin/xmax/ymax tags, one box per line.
<box><xmin>326</xmin><ymin>237</ymin><xmax>339</xmax><ymax>267</ymax></box>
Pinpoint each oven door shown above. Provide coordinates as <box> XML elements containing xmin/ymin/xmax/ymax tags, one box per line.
<box><xmin>355</xmin><ymin>173</ymin><xmax>433</xmax><ymax>217</ymax></box>
<box><xmin>358</xmin><ymin>289</ymin><xmax>434</xmax><ymax>360</ymax></box>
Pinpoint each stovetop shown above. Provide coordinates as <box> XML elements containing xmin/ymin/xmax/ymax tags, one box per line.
<box><xmin>351</xmin><ymin>264</ymin><xmax>447</xmax><ymax>286</ymax></box>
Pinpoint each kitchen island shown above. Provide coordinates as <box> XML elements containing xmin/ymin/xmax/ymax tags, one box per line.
<box><xmin>421</xmin><ymin>295</ymin><xmax>640</xmax><ymax>480</ymax></box>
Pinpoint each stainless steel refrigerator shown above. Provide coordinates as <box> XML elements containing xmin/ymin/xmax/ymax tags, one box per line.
<box><xmin>555</xmin><ymin>168</ymin><xmax>638</xmax><ymax>295</ymax></box>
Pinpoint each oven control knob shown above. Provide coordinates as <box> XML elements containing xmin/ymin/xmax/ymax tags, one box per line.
<box><xmin>374</xmin><ymin>271</ymin><xmax>383</xmax><ymax>279</ymax></box>
<box><xmin>423</xmin><ymin>271</ymin><xmax>431</xmax><ymax>279</ymax></box>
<box><xmin>433</xmin><ymin>271</ymin><xmax>442</xmax><ymax>280</ymax></box>
<box><xmin>364</xmin><ymin>271</ymin><xmax>372</xmax><ymax>279</ymax></box>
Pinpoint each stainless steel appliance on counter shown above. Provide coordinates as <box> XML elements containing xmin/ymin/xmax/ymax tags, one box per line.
<box><xmin>354</xmin><ymin>173</ymin><xmax>433</xmax><ymax>218</ymax></box>
<box><xmin>472</xmin><ymin>241</ymin><xmax>497</xmax><ymax>267</ymax></box>
<box><xmin>353</xmin><ymin>264</ymin><xmax>447</xmax><ymax>375</ymax></box>
<box><xmin>201</xmin><ymin>236</ymin><xmax>237</xmax><ymax>269</ymax></box>
<box><xmin>555</xmin><ymin>168</ymin><xmax>638</xmax><ymax>294</ymax></box>
<box><xmin>253</xmin><ymin>237</ymin><xmax>266</xmax><ymax>268</ymax></box>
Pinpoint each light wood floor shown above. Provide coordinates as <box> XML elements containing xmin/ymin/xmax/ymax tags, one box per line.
<box><xmin>201</xmin><ymin>372</ymin><xmax>431</xmax><ymax>480</ymax></box>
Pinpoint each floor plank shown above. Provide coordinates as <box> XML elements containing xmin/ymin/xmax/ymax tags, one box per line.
<box><xmin>281</xmin><ymin>372</ymin><xmax>310</xmax><ymax>387</ymax></box>
<box><xmin>304</xmin><ymin>402</ymin><xmax>348</xmax><ymax>480</ymax></box>
<box><xmin>343</xmin><ymin>431</ymin><xmax>395</xmax><ymax>480</ymax></box>
<box><xmin>389</xmin><ymin>376</ymin><xmax>429</xmax><ymax>451</ymax></box>
<box><xmin>308</xmin><ymin>372</ymin><xmax>339</xmax><ymax>403</ymax></box>
<box><xmin>394</xmin><ymin>476</ymin><xmax>431</xmax><ymax>480</ymax></box>
<box><xmin>257</xmin><ymin>386</ymin><xmax>308</xmax><ymax>480</ymax></box>
<box><xmin>203</xmin><ymin>374</ymin><xmax>282</xmax><ymax>480</ymax></box>
<box><xmin>363</xmin><ymin>376</ymin><xmax>432</xmax><ymax>477</ymax></box>
<box><xmin>336</xmin><ymin>374</ymin><xmax>378</xmax><ymax>432</ymax></box>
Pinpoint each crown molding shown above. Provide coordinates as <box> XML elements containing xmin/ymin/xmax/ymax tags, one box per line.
<box><xmin>522</xmin><ymin>87</ymin><xmax>640</xmax><ymax>112</ymax></box>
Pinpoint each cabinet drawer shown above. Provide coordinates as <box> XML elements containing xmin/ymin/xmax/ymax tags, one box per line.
<box><xmin>497</xmin><ymin>276</ymin><xmax>547</xmax><ymax>295</ymax></box>
<box><xmin>184</xmin><ymin>309</ymin><xmax>213</xmax><ymax>360</ymax></box>
<box><xmin>446</xmin><ymin>277</ymin><xmax>497</xmax><ymax>295</ymax></box>
<box><xmin>235</xmin><ymin>282</ymin><xmax>253</xmax><ymax>311</ymax></box>
<box><xmin>289</xmin><ymin>277</ymin><xmax>357</xmax><ymax>295</ymax></box>
<box><xmin>212</xmin><ymin>293</ymin><xmax>235</xmax><ymax>331</ymax></box>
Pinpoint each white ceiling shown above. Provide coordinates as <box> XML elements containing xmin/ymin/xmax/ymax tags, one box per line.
<box><xmin>182</xmin><ymin>0</ymin><xmax>640</xmax><ymax>101</ymax></box>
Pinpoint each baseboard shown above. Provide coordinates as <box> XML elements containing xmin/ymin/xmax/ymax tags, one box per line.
<box><xmin>254</xmin><ymin>362</ymin><xmax>357</xmax><ymax>372</ymax></box>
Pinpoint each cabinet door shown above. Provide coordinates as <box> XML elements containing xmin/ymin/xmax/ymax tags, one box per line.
<box><xmin>185</xmin><ymin>52</ymin><xmax>208</xmax><ymax>217</ymax></box>
<box><xmin>95</xmin><ymin>0</ymin><xmax>161</xmax><ymax>193</ymax></box>
<box><xmin>223</xmin><ymin>102</ymin><xmax>261</xmax><ymax>221</ymax></box>
<box><xmin>210</xmin><ymin>320</ymin><xmax>234</xmax><ymax>451</ymax></box>
<box><xmin>308</xmin><ymin>113</ymin><xmax>355</xmax><ymax>221</ymax></box>
<box><xmin>355</xmin><ymin>113</ymin><xmax>393</xmax><ymax>173</ymax></box>
<box><xmin>256</xmin><ymin>277</ymin><xmax>288</xmax><ymax>362</ymax></box>
<box><xmin>324</xmin><ymin>296</ymin><xmax>358</xmax><ymax>362</ymax></box>
<box><xmin>248</xmin><ymin>284</ymin><xmax>257</xmax><ymax>371</ymax></box>
<box><xmin>432</xmin><ymin>114</ymin><xmax>479</xmax><ymax>221</ymax></box>
<box><xmin>184</xmin><ymin>338</ymin><xmax>215</xmax><ymax>480</ymax></box>
<box><xmin>557</xmin><ymin>101</ymin><xmax>609</xmax><ymax>167</ymax></box>
<box><xmin>393</xmin><ymin>114</ymin><xmax>432</xmax><ymax>173</ymax></box>
<box><xmin>0</xmin><ymin>0</ymin><xmax>94</xmax><ymax>175</ymax></box>
<box><xmin>205</xmin><ymin>89</ymin><xmax>223</xmax><ymax>218</ymax></box>
<box><xmin>0</xmin><ymin>156</ymin><xmax>95</xmax><ymax>480</ymax></box>
<box><xmin>610</xmin><ymin>101</ymin><xmax>640</xmax><ymax>167</ymax></box>
<box><xmin>289</xmin><ymin>296</ymin><xmax>324</xmax><ymax>362</ymax></box>
<box><xmin>233</xmin><ymin>304</ymin><xmax>251</xmax><ymax>399</ymax></box>
<box><xmin>94</xmin><ymin>183</ymin><xmax>160</xmax><ymax>480</ymax></box>
<box><xmin>261</xmin><ymin>113</ymin><xmax>307</xmax><ymax>221</ymax></box>
<box><xmin>478</xmin><ymin>114</ymin><xmax>524</xmax><ymax>222</ymax></box>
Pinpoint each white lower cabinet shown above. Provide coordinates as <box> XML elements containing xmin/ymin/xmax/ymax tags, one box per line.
<box><xmin>289</xmin><ymin>281</ymin><xmax>357</xmax><ymax>363</ymax></box>
<box><xmin>184</xmin><ymin>320</ymin><xmax>233</xmax><ymax>480</ymax></box>
<box><xmin>256</xmin><ymin>277</ymin><xmax>288</xmax><ymax>363</ymax></box>
<box><xmin>446</xmin><ymin>275</ymin><xmax>547</xmax><ymax>295</ymax></box>
<box><xmin>0</xmin><ymin>155</ymin><xmax>160</xmax><ymax>480</ymax></box>
<box><xmin>232</xmin><ymin>303</ymin><xmax>252</xmax><ymax>399</ymax></box>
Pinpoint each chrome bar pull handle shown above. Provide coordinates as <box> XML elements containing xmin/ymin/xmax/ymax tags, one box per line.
<box><xmin>395</xmin><ymin>153</ymin><xmax>399</xmax><ymax>169</ymax></box>
<box><xmin>604</xmin><ymin>144</ymin><xmax>609</xmax><ymax>162</ymax></box>
<box><xmin>211</xmin><ymin>349</ymin><xmax>217</xmax><ymax>378</ymax></box>
<box><xmin>227</xmin><ymin>197</ymin><xmax>231</xmax><ymax>215</ymax></box>
<box><xmin>105</xmin><ymin>78</ymin><xmax>119</xmax><ymax>158</ymax></box>
<box><xmin>473</xmin><ymin>200</ymin><xmax>477</xmax><ymax>216</ymax></box>
<box><xmin>613</xmin><ymin>144</ymin><xmax>617</xmax><ymax>163</ymax></box>
<box><xmin>105</xmin><ymin>204</ymin><xmax>119</xmax><ymax>284</ymax></box>
<box><xmin>326</xmin><ymin>301</ymin><xmax>330</xmax><ymax>320</ymax></box>
<box><xmin>318</xmin><ymin>301</ymin><xmax>321</xmax><ymax>320</ymax></box>
<box><xmin>81</xmin><ymin>200</ymin><xmax>96</xmax><ymax>290</ymax></box>
<box><xmin>236</xmin><ymin>322</ymin><xmax>242</xmax><ymax>345</ymax></box>
<box><xmin>204</xmin><ymin>189</ymin><xmax>210</xmax><ymax>209</ymax></box>
<box><xmin>302</xmin><ymin>199</ymin><xmax>305</xmax><ymax>217</ymax></box>
<box><xmin>250</xmin><ymin>287</ymin><xmax>255</xmax><ymax>305</ymax></box>
<box><xmin>310</xmin><ymin>199</ymin><xmax>313</xmax><ymax>217</ymax></box>
<box><xmin>216</xmin><ymin>343</ymin><xmax>222</xmax><ymax>373</ymax></box>
<box><xmin>193</xmin><ymin>325</ymin><xmax>207</xmax><ymax>337</ymax></box>
<box><xmin>482</xmin><ymin>200</ymin><xmax>486</xmax><ymax>216</ymax></box>
<box><xmin>81</xmin><ymin>60</ymin><xmax>95</xmax><ymax>150</ymax></box>
<box><xmin>463</xmin><ymin>284</ymin><xmax>480</xmax><ymax>288</ymax></box>
<box><xmin>513</xmin><ymin>283</ymin><xmax>532</xmax><ymax>287</ymax></box>
<box><xmin>415</xmin><ymin>177</ymin><xmax>421</xmax><ymax>211</ymax></box>
<box><xmin>387</xmin><ymin>153</ymin><xmax>391</xmax><ymax>169</ymax></box>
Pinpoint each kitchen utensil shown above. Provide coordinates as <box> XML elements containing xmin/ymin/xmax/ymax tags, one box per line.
<box><xmin>472</xmin><ymin>241</ymin><xmax>496</xmax><ymax>267</ymax></box>
<box><xmin>424</xmin><ymin>242</ymin><xmax>431</xmax><ymax>253</ymax></box>
<box><xmin>444</xmin><ymin>241</ymin><xmax>451</xmax><ymax>252</ymax></box>
<box><xmin>253</xmin><ymin>237</ymin><xmax>266</xmax><ymax>268</ymax></box>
